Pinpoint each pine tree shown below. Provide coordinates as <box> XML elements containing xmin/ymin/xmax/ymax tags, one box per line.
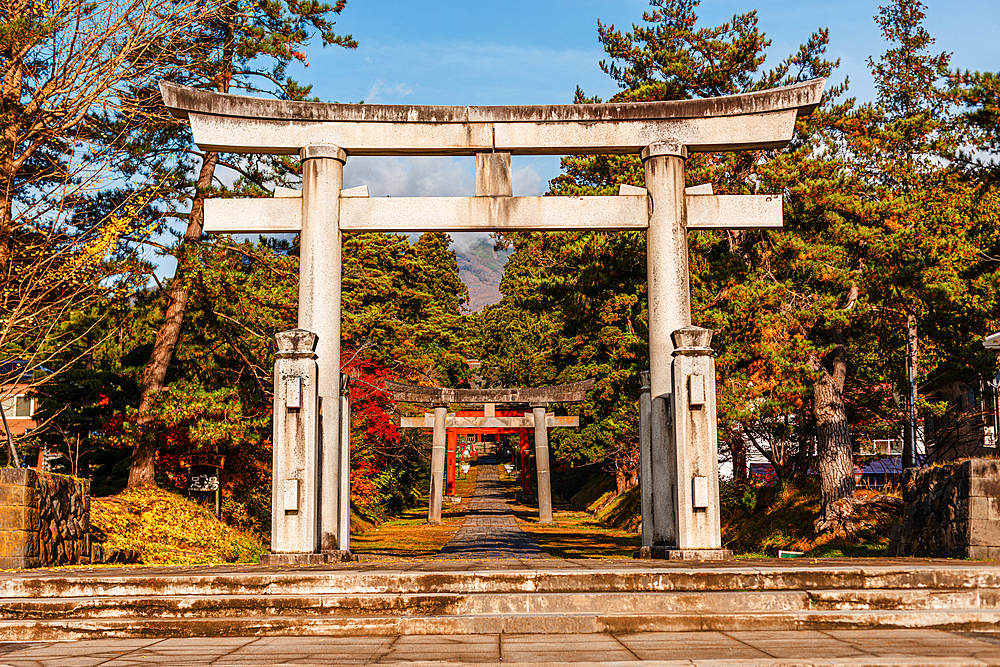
<box><xmin>342</xmin><ymin>232</ymin><xmax>471</xmax><ymax>386</ymax></box>
<box><xmin>119</xmin><ymin>0</ymin><xmax>356</xmax><ymax>487</ymax></box>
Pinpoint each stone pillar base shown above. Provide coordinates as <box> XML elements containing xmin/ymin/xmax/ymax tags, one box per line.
<box><xmin>635</xmin><ymin>546</ymin><xmax>734</xmax><ymax>561</ymax></box>
<box><xmin>259</xmin><ymin>551</ymin><xmax>355</xmax><ymax>565</ymax></box>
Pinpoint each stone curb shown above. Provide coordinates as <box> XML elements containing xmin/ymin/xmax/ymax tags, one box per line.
<box><xmin>3</xmin><ymin>608</ymin><xmax>1000</xmax><ymax>641</ymax></box>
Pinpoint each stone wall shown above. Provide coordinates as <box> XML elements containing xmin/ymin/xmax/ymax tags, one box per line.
<box><xmin>0</xmin><ymin>468</ymin><xmax>92</xmax><ymax>569</ymax></box>
<box><xmin>890</xmin><ymin>458</ymin><xmax>1000</xmax><ymax>559</ymax></box>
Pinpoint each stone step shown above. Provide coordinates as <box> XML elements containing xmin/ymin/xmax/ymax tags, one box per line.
<box><xmin>2</xmin><ymin>607</ymin><xmax>1000</xmax><ymax>641</ymax></box>
<box><xmin>5</xmin><ymin>563</ymin><xmax>1000</xmax><ymax>598</ymax></box>
<box><xmin>1</xmin><ymin>589</ymin><xmax>997</xmax><ymax>621</ymax></box>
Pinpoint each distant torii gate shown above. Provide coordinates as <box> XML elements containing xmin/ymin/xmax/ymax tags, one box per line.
<box><xmin>389</xmin><ymin>380</ymin><xmax>592</xmax><ymax>524</ymax></box>
<box><xmin>160</xmin><ymin>77</ymin><xmax>824</xmax><ymax>562</ymax></box>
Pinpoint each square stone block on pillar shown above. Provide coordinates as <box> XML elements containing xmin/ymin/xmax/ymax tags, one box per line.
<box><xmin>268</xmin><ymin>328</ymin><xmax>322</xmax><ymax>558</ymax></box>
<box><xmin>637</xmin><ymin>327</ymin><xmax>732</xmax><ymax>561</ymax></box>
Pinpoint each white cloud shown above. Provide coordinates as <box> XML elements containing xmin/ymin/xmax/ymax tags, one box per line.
<box><xmin>344</xmin><ymin>156</ymin><xmax>474</xmax><ymax>197</ymax></box>
<box><xmin>512</xmin><ymin>164</ymin><xmax>543</xmax><ymax>196</ymax></box>
<box><xmin>451</xmin><ymin>232</ymin><xmax>492</xmax><ymax>253</ymax></box>
<box><xmin>364</xmin><ymin>80</ymin><xmax>413</xmax><ymax>104</ymax></box>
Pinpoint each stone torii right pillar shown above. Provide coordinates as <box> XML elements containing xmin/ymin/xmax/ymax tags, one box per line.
<box><xmin>643</xmin><ymin>143</ymin><xmax>728</xmax><ymax>559</ymax></box>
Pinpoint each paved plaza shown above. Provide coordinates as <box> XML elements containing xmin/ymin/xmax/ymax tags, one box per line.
<box><xmin>435</xmin><ymin>458</ymin><xmax>548</xmax><ymax>560</ymax></box>
<box><xmin>4</xmin><ymin>630</ymin><xmax>1000</xmax><ymax>666</ymax></box>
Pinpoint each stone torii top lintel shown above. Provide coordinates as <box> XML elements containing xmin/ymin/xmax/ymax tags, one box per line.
<box><xmin>384</xmin><ymin>379</ymin><xmax>594</xmax><ymax>406</ymax></box>
<box><xmin>158</xmin><ymin>78</ymin><xmax>825</xmax><ymax>156</ymax></box>
<box><xmin>161</xmin><ymin>79</ymin><xmax>826</xmax><ymax>237</ymax></box>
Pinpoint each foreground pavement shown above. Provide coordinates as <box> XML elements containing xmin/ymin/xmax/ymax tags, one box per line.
<box><xmin>3</xmin><ymin>629</ymin><xmax>1000</xmax><ymax>666</ymax></box>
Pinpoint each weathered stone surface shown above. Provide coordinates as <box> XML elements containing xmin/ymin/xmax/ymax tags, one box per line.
<box><xmin>204</xmin><ymin>197</ymin><xmax>301</xmax><ymax>234</ymax></box>
<box><xmin>159</xmin><ymin>79</ymin><xmax>825</xmax><ymax>156</ymax></box>
<box><xmin>427</xmin><ymin>405</ymin><xmax>448</xmax><ymax>525</ymax></box>
<box><xmin>476</xmin><ymin>152</ymin><xmax>512</xmax><ymax>197</ymax></box>
<box><xmin>0</xmin><ymin>471</ymin><xmax>91</xmax><ymax>568</ymax></box>
<box><xmin>206</xmin><ymin>191</ymin><xmax>782</xmax><ymax>235</ymax></box>
<box><xmin>0</xmin><ymin>505</ymin><xmax>38</xmax><ymax>531</ymax></box>
<box><xmin>0</xmin><ymin>468</ymin><xmax>35</xmax><ymax>486</ymax></box>
<box><xmin>669</xmin><ymin>326</ymin><xmax>723</xmax><ymax>551</ymax></box>
<box><xmin>959</xmin><ymin>476</ymin><xmax>1000</xmax><ymax>498</ymax></box>
<box><xmin>259</xmin><ymin>551</ymin><xmax>355</xmax><ymax>565</ymax></box>
<box><xmin>892</xmin><ymin>460</ymin><xmax>1000</xmax><ymax>558</ymax></box>
<box><xmin>643</xmin><ymin>147</ymin><xmax>686</xmax><ymax>549</ymax></box>
<box><xmin>270</xmin><ymin>328</ymin><xmax>322</xmax><ymax>555</ymax></box>
<box><xmin>637</xmin><ymin>546</ymin><xmax>734</xmax><ymax>560</ymax></box>
<box><xmin>0</xmin><ymin>482</ymin><xmax>35</xmax><ymax>507</ymax></box>
<box><xmin>163</xmin><ymin>79</ymin><xmax>824</xmax><ymax>124</ymax></box>
<box><xmin>686</xmin><ymin>194</ymin><xmax>782</xmax><ymax>229</ymax></box>
<box><xmin>339</xmin><ymin>195</ymin><xmax>649</xmax><ymax>232</ymax></box>
<box><xmin>962</xmin><ymin>458</ymin><xmax>1000</xmax><ymax>478</ymax></box>
<box><xmin>386</xmin><ymin>379</ymin><xmax>594</xmax><ymax>405</ymax></box>
<box><xmin>969</xmin><ymin>519</ymin><xmax>1000</xmax><ymax>546</ymax></box>
<box><xmin>0</xmin><ymin>530</ymin><xmax>38</xmax><ymax>558</ymax></box>
<box><xmin>2</xmin><ymin>558</ymin><xmax>1000</xmax><ymax>638</ymax></box>
<box><xmin>638</xmin><ymin>371</ymin><xmax>653</xmax><ymax>548</ymax></box>
<box><xmin>297</xmin><ymin>147</ymin><xmax>350</xmax><ymax>555</ymax></box>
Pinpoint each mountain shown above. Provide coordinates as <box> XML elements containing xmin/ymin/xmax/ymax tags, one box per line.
<box><xmin>456</xmin><ymin>237</ymin><xmax>510</xmax><ymax>312</ymax></box>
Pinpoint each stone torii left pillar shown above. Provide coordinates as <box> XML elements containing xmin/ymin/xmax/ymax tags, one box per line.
<box><xmin>299</xmin><ymin>143</ymin><xmax>351</xmax><ymax>556</ymax></box>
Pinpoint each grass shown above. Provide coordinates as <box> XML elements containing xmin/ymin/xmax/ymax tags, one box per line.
<box><xmin>721</xmin><ymin>479</ymin><xmax>898</xmax><ymax>558</ymax></box>
<box><xmin>351</xmin><ymin>458</ymin><xmax>479</xmax><ymax>559</ymax></box>
<box><xmin>91</xmin><ymin>486</ymin><xmax>266</xmax><ymax>565</ymax></box>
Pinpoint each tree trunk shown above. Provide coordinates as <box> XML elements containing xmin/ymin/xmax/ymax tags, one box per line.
<box><xmin>809</xmin><ymin>325</ymin><xmax>856</xmax><ymax>531</ymax></box>
<box><xmin>126</xmin><ymin>150</ymin><xmax>218</xmax><ymax>487</ymax></box>
<box><xmin>0</xmin><ymin>170</ymin><xmax>13</xmax><ymax>270</ymax></box>
<box><xmin>903</xmin><ymin>313</ymin><xmax>919</xmax><ymax>468</ymax></box>
<box><xmin>728</xmin><ymin>428</ymin><xmax>748</xmax><ymax>480</ymax></box>
<box><xmin>0</xmin><ymin>57</ymin><xmax>23</xmax><ymax>270</ymax></box>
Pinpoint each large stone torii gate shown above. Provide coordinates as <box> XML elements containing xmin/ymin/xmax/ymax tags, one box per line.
<box><xmin>161</xmin><ymin>77</ymin><xmax>824</xmax><ymax>562</ymax></box>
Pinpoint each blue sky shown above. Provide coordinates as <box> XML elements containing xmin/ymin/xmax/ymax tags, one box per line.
<box><xmin>276</xmin><ymin>0</ymin><xmax>998</xmax><ymax>252</ymax></box>
<box><xmin>170</xmin><ymin>0</ymin><xmax>995</xmax><ymax>274</ymax></box>
<box><xmin>304</xmin><ymin>0</ymin><xmax>998</xmax><ymax>107</ymax></box>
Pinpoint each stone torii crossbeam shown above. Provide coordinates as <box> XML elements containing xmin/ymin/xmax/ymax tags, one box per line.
<box><xmin>389</xmin><ymin>379</ymin><xmax>593</xmax><ymax>525</ymax></box>
<box><xmin>160</xmin><ymin>78</ymin><xmax>824</xmax><ymax>562</ymax></box>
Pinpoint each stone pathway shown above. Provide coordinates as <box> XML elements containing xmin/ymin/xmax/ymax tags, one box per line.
<box><xmin>435</xmin><ymin>456</ymin><xmax>549</xmax><ymax>560</ymax></box>
<box><xmin>5</xmin><ymin>630</ymin><xmax>1000</xmax><ymax>666</ymax></box>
